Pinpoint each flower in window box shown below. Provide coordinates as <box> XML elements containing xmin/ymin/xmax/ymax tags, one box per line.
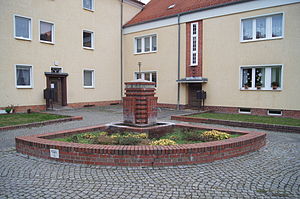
<box><xmin>271</xmin><ymin>81</ymin><xmax>279</xmax><ymax>90</ymax></box>
<box><xmin>256</xmin><ymin>82</ymin><xmax>262</xmax><ymax>89</ymax></box>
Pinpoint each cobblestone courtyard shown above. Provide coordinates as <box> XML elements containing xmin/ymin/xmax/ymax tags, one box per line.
<box><xmin>0</xmin><ymin>106</ymin><xmax>299</xmax><ymax>198</ymax></box>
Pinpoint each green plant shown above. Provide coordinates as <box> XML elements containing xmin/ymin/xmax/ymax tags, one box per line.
<box><xmin>200</xmin><ymin>130</ymin><xmax>230</xmax><ymax>142</ymax></box>
<box><xmin>97</xmin><ymin>135</ymin><xmax>117</xmax><ymax>145</ymax></box>
<box><xmin>271</xmin><ymin>81</ymin><xmax>279</xmax><ymax>89</ymax></box>
<box><xmin>71</xmin><ymin>135</ymin><xmax>79</xmax><ymax>143</ymax></box>
<box><xmin>183</xmin><ymin>130</ymin><xmax>203</xmax><ymax>141</ymax></box>
<box><xmin>5</xmin><ymin>104</ymin><xmax>14</xmax><ymax>114</ymax></box>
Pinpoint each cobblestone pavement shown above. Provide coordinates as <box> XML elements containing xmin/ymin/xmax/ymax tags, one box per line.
<box><xmin>0</xmin><ymin>106</ymin><xmax>300</xmax><ymax>198</ymax></box>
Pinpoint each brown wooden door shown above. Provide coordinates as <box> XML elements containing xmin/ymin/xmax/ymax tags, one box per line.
<box><xmin>50</xmin><ymin>78</ymin><xmax>62</xmax><ymax>106</ymax></box>
<box><xmin>188</xmin><ymin>83</ymin><xmax>202</xmax><ymax>107</ymax></box>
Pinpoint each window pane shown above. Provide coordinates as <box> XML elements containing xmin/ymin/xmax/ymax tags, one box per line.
<box><xmin>255</xmin><ymin>68</ymin><xmax>265</xmax><ymax>87</ymax></box>
<box><xmin>145</xmin><ymin>73</ymin><xmax>150</xmax><ymax>81</ymax></box>
<box><xmin>192</xmin><ymin>53</ymin><xmax>197</xmax><ymax>64</ymax></box>
<box><xmin>192</xmin><ymin>37</ymin><xmax>197</xmax><ymax>51</ymax></box>
<box><xmin>16</xmin><ymin>65</ymin><xmax>31</xmax><ymax>86</ymax></box>
<box><xmin>15</xmin><ymin>16</ymin><xmax>30</xmax><ymax>38</ymax></box>
<box><xmin>152</xmin><ymin>35</ymin><xmax>157</xmax><ymax>51</ymax></box>
<box><xmin>136</xmin><ymin>38</ymin><xmax>142</xmax><ymax>53</ymax></box>
<box><xmin>242</xmin><ymin>68</ymin><xmax>252</xmax><ymax>87</ymax></box>
<box><xmin>256</xmin><ymin>17</ymin><xmax>266</xmax><ymax>39</ymax></box>
<box><xmin>83</xmin><ymin>0</ymin><xmax>93</xmax><ymax>10</ymax></box>
<box><xmin>84</xmin><ymin>71</ymin><xmax>93</xmax><ymax>86</ymax></box>
<box><xmin>192</xmin><ymin>24</ymin><xmax>197</xmax><ymax>35</ymax></box>
<box><xmin>144</xmin><ymin>37</ymin><xmax>150</xmax><ymax>52</ymax></box>
<box><xmin>135</xmin><ymin>72</ymin><xmax>141</xmax><ymax>79</ymax></box>
<box><xmin>152</xmin><ymin>72</ymin><xmax>157</xmax><ymax>87</ymax></box>
<box><xmin>272</xmin><ymin>14</ymin><xmax>283</xmax><ymax>37</ymax></box>
<box><xmin>83</xmin><ymin>32</ymin><xmax>92</xmax><ymax>48</ymax></box>
<box><xmin>40</xmin><ymin>22</ymin><xmax>53</xmax><ymax>42</ymax></box>
<box><xmin>271</xmin><ymin>67</ymin><xmax>281</xmax><ymax>87</ymax></box>
<box><xmin>242</xmin><ymin>19</ymin><xmax>252</xmax><ymax>40</ymax></box>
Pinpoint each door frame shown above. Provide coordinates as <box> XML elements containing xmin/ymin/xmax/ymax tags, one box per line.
<box><xmin>45</xmin><ymin>72</ymin><xmax>68</xmax><ymax>108</ymax></box>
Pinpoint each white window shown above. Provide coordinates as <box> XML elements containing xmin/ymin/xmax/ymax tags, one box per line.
<box><xmin>40</xmin><ymin>21</ymin><xmax>54</xmax><ymax>43</ymax></box>
<box><xmin>241</xmin><ymin>13</ymin><xmax>283</xmax><ymax>42</ymax></box>
<box><xmin>241</xmin><ymin>65</ymin><xmax>282</xmax><ymax>90</ymax></box>
<box><xmin>14</xmin><ymin>15</ymin><xmax>31</xmax><ymax>40</ymax></box>
<box><xmin>134</xmin><ymin>35</ymin><xmax>157</xmax><ymax>54</ymax></box>
<box><xmin>15</xmin><ymin>65</ymin><xmax>33</xmax><ymax>88</ymax></box>
<box><xmin>190</xmin><ymin>22</ymin><xmax>198</xmax><ymax>66</ymax></box>
<box><xmin>83</xmin><ymin>0</ymin><xmax>94</xmax><ymax>11</ymax></box>
<box><xmin>83</xmin><ymin>30</ymin><xmax>94</xmax><ymax>49</ymax></box>
<box><xmin>134</xmin><ymin>71</ymin><xmax>157</xmax><ymax>87</ymax></box>
<box><xmin>268</xmin><ymin>110</ymin><xmax>282</xmax><ymax>116</ymax></box>
<box><xmin>239</xmin><ymin>108</ymin><xmax>251</xmax><ymax>114</ymax></box>
<box><xmin>83</xmin><ymin>69</ymin><xmax>94</xmax><ymax>88</ymax></box>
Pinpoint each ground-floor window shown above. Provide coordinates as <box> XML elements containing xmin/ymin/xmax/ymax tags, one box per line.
<box><xmin>134</xmin><ymin>71</ymin><xmax>157</xmax><ymax>87</ymax></box>
<box><xmin>83</xmin><ymin>69</ymin><xmax>94</xmax><ymax>88</ymax></box>
<box><xmin>15</xmin><ymin>65</ymin><xmax>33</xmax><ymax>88</ymax></box>
<box><xmin>241</xmin><ymin>65</ymin><xmax>282</xmax><ymax>90</ymax></box>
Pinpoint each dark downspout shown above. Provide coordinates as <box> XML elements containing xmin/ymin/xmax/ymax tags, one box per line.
<box><xmin>177</xmin><ymin>14</ymin><xmax>181</xmax><ymax>110</ymax></box>
<box><xmin>120</xmin><ymin>0</ymin><xmax>124</xmax><ymax>101</ymax></box>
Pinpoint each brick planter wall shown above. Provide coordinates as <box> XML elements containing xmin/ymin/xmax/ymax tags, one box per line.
<box><xmin>171</xmin><ymin>115</ymin><xmax>300</xmax><ymax>133</ymax></box>
<box><xmin>16</xmin><ymin>124</ymin><xmax>266</xmax><ymax>167</ymax></box>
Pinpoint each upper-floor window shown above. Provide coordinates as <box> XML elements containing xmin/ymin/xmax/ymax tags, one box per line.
<box><xmin>241</xmin><ymin>13</ymin><xmax>283</xmax><ymax>42</ymax></box>
<box><xmin>135</xmin><ymin>35</ymin><xmax>157</xmax><ymax>54</ymax></box>
<box><xmin>14</xmin><ymin>15</ymin><xmax>31</xmax><ymax>40</ymax></box>
<box><xmin>40</xmin><ymin>21</ymin><xmax>54</xmax><ymax>44</ymax></box>
<box><xmin>83</xmin><ymin>0</ymin><xmax>94</xmax><ymax>11</ymax></box>
<box><xmin>83</xmin><ymin>30</ymin><xmax>94</xmax><ymax>49</ymax></box>
<box><xmin>190</xmin><ymin>22</ymin><xmax>198</xmax><ymax>66</ymax></box>
<box><xmin>83</xmin><ymin>69</ymin><xmax>95</xmax><ymax>88</ymax></box>
<box><xmin>135</xmin><ymin>71</ymin><xmax>157</xmax><ymax>87</ymax></box>
<box><xmin>15</xmin><ymin>65</ymin><xmax>33</xmax><ymax>88</ymax></box>
<box><xmin>241</xmin><ymin>65</ymin><xmax>282</xmax><ymax>90</ymax></box>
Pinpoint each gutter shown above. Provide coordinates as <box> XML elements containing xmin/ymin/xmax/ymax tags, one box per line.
<box><xmin>124</xmin><ymin>0</ymin><xmax>253</xmax><ymax>28</ymax></box>
<box><xmin>177</xmin><ymin>14</ymin><xmax>181</xmax><ymax>110</ymax></box>
<box><xmin>120</xmin><ymin>0</ymin><xmax>124</xmax><ymax>100</ymax></box>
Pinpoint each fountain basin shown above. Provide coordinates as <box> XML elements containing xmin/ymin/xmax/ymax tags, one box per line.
<box><xmin>16</xmin><ymin>123</ymin><xmax>266</xmax><ymax>167</ymax></box>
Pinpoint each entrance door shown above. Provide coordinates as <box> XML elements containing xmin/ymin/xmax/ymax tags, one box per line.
<box><xmin>45</xmin><ymin>72</ymin><xmax>68</xmax><ymax>109</ymax></box>
<box><xmin>188</xmin><ymin>83</ymin><xmax>202</xmax><ymax>108</ymax></box>
<box><xmin>50</xmin><ymin>77</ymin><xmax>62</xmax><ymax>106</ymax></box>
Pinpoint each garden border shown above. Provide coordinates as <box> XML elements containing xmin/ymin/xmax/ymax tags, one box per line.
<box><xmin>16</xmin><ymin>123</ymin><xmax>266</xmax><ymax>167</ymax></box>
<box><xmin>0</xmin><ymin>114</ymin><xmax>83</xmax><ymax>131</ymax></box>
<box><xmin>171</xmin><ymin>114</ymin><xmax>300</xmax><ymax>133</ymax></box>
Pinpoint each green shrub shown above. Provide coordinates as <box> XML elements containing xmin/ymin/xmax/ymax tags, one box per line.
<box><xmin>97</xmin><ymin>135</ymin><xmax>117</xmax><ymax>145</ymax></box>
<box><xmin>71</xmin><ymin>135</ymin><xmax>79</xmax><ymax>143</ymax></box>
<box><xmin>200</xmin><ymin>130</ymin><xmax>230</xmax><ymax>142</ymax></box>
<box><xmin>183</xmin><ymin>130</ymin><xmax>203</xmax><ymax>141</ymax></box>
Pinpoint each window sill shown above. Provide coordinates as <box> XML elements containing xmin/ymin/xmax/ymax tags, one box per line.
<box><xmin>83</xmin><ymin>8</ymin><xmax>94</xmax><ymax>12</ymax></box>
<box><xmin>15</xmin><ymin>37</ymin><xmax>32</xmax><ymax>41</ymax></box>
<box><xmin>83</xmin><ymin>47</ymin><xmax>94</xmax><ymax>50</ymax></box>
<box><xmin>240</xmin><ymin>88</ymin><xmax>282</xmax><ymax>91</ymax></box>
<box><xmin>40</xmin><ymin>40</ymin><xmax>55</xmax><ymax>45</ymax></box>
<box><xmin>83</xmin><ymin>86</ymin><xmax>95</xmax><ymax>89</ymax></box>
<box><xmin>16</xmin><ymin>86</ymin><xmax>33</xmax><ymax>89</ymax></box>
<box><xmin>240</xmin><ymin>36</ymin><xmax>283</xmax><ymax>43</ymax></box>
<box><xmin>134</xmin><ymin>51</ymin><xmax>157</xmax><ymax>55</ymax></box>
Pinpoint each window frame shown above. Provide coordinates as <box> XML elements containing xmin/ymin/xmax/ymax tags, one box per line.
<box><xmin>82</xmin><ymin>0</ymin><xmax>94</xmax><ymax>11</ymax></box>
<box><xmin>83</xmin><ymin>69</ymin><xmax>95</xmax><ymax>88</ymax></box>
<box><xmin>15</xmin><ymin>64</ymin><xmax>33</xmax><ymax>89</ymax></box>
<box><xmin>240</xmin><ymin>12</ymin><xmax>284</xmax><ymax>43</ymax></box>
<box><xmin>134</xmin><ymin>71</ymin><xmax>158</xmax><ymax>87</ymax></box>
<box><xmin>134</xmin><ymin>34</ymin><xmax>157</xmax><ymax>54</ymax></box>
<box><xmin>13</xmin><ymin>14</ymin><xmax>32</xmax><ymax>41</ymax></box>
<box><xmin>267</xmin><ymin>109</ymin><xmax>282</xmax><ymax>116</ymax></box>
<box><xmin>39</xmin><ymin>20</ymin><xmax>55</xmax><ymax>44</ymax></box>
<box><xmin>239</xmin><ymin>64</ymin><xmax>283</xmax><ymax>91</ymax></box>
<box><xmin>82</xmin><ymin>30</ymin><xmax>94</xmax><ymax>49</ymax></box>
<box><xmin>190</xmin><ymin>22</ymin><xmax>198</xmax><ymax>66</ymax></box>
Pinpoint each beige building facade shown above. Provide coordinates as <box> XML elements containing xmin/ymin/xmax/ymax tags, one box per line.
<box><xmin>123</xmin><ymin>0</ymin><xmax>300</xmax><ymax>118</ymax></box>
<box><xmin>0</xmin><ymin>0</ymin><xmax>142</xmax><ymax>111</ymax></box>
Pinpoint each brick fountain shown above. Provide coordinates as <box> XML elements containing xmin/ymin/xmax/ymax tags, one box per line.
<box><xmin>15</xmin><ymin>80</ymin><xmax>266</xmax><ymax>166</ymax></box>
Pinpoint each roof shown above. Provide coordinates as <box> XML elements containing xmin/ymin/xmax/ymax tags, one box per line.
<box><xmin>177</xmin><ymin>77</ymin><xmax>208</xmax><ymax>83</ymax></box>
<box><xmin>125</xmin><ymin>0</ymin><xmax>250</xmax><ymax>27</ymax></box>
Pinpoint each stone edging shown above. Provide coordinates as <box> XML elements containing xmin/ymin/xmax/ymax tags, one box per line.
<box><xmin>15</xmin><ymin>124</ymin><xmax>266</xmax><ymax>167</ymax></box>
<box><xmin>171</xmin><ymin>115</ymin><xmax>300</xmax><ymax>133</ymax></box>
<box><xmin>0</xmin><ymin>115</ymin><xmax>83</xmax><ymax>131</ymax></box>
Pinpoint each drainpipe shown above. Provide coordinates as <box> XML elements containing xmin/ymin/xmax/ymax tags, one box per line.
<box><xmin>177</xmin><ymin>14</ymin><xmax>181</xmax><ymax>110</ymax></box>
<box><xmin>120</xmin><ymin>0</ymin><xmax>124</xmax><ymax>101</ymax></box>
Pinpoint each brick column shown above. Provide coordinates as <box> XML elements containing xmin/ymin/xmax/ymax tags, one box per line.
<box><xmin>123</xmin><ymin>80</ymin><xmax>158</xmax><ymax>126</ymax></box>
